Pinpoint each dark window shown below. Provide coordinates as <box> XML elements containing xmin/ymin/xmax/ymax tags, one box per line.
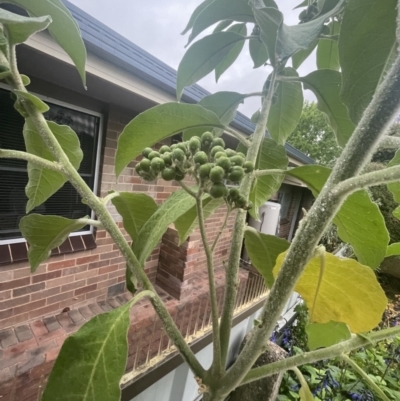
<box><xmin>0</xmin><ymin>89</ymin><xmax>101</xmax><ymax>242</ymax></box>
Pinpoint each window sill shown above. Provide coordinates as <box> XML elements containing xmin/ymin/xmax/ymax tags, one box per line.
<box><xmin>0</xmin><ymin>233</ymin><xmax>97</xmax><ymax>266</ymax></box>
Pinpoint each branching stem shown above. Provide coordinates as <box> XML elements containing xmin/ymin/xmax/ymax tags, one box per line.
<box><xmin>7</xmin><ymin>44</ymin><xmax>205</xmax><ymax>379</ymax></box>
<box><xmin>211</xmin><ymin>207</ymin><xmax>231</xmax><ymax>253</ymax></box>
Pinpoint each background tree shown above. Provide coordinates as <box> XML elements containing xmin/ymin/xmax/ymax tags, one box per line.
<box><xmin>287</xmin><ymin>101</ymin><xmax>341</xmax><ymax>166</ymax></box>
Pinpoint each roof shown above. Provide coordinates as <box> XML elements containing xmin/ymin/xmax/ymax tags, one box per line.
<box><xmin>64</xmin><ymin>1</ymin><xmax>313</xmax><ymax>165</ymax></box>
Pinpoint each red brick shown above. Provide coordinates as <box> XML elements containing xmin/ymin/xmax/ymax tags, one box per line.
<box><xmin>62</xmin><ymin>264</ymin><xmax>88</xmax><ymax>276</ymax></box>
<box><xmin>17</xmin><ymin>354</ymin><xmax>45</xmax><ymax>375</ymax></box>
<box><xmin>0</xmin><ymin>278</ymin><xmax>30</xmax><ymax>291</ymax></box>
<box><xmin>76</xmin><ymin>255</ymin><xmax>99</xmax><ymax>265</ymax></box>
<box><xmin>47</xmin><ymin>291</ymin><xmax>74</xmax><ymax>305</ymax></box>
<box><xmin>99</xmin><ymin>264</ymin><xmax>118</xmax><ymax>275</ymax></box>
<box><xmin>28</xmin><ymin>303</ymin><xmax>61</xmax><ymax>320</ymax></box>
<box><xmin>14</xmin><ymin>299</ymin><xmax>46</xmax><ymax>316</ymax></box>
<box><xmin>47</xmin><ymin>275</ymin><xmax>74</xmax><ymax>288</ymax></box>
<box><xmin>3</xmin><ymin>337</ymin><xmax>37</xmax><ymax>359</ymax></box>
<box><xmin>47</xmin><ymin>259</ymin><xmax>75</xmax><ymax>271</ymax></box>
<box><xmin>13</xmin><ymin>282</ymin><xmax>45</xmax><ymax>297</ymax></box>
<box><xmin>61</xmin><ymin>279</ymin><xmax>86</xmax><ymax>292</ymax></box>
<box><xmin>30</xmin><ymin>320</ymin><xmax>48</xmax><ymax>338</ymax></box>
<box><xmin>0</xmin><ymin>295</ymin><xmax>30</xmax><ymax>310</ymax></box>
<box><xmin>32</xmin><ymin>271</ymin><xmax>62</xmax><ymax>283</ymax></box>
<box><xmin>75</xmin><ymin>284</ymin><xmax>97</xmax><ymax>296</ymax></box>
<box><xmin>31</xmin><ymin>286</ymin><xmax>61</xmax><ymax>302</ymax></box>
<box><xmin>0</xmin><ymin>290</ymin><xmax>11</xmax><ymax>301</ymax></box>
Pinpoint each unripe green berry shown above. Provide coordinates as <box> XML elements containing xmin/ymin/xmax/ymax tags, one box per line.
<box><xmin>214</xmin><ymin>151</ymin><xmax>227</xmax><ymax>160</ymax></box>
<box><xmin>159</xmin><ymin>145</ymin><xmax>171</xmax><ymax>154</ymax></box>
<box><xmin>174</xmin><ymin>169</ymin><xmax>186</xmax><ymax>181</ymax></box>
<box><xmin>161</xmin><ymin>152</ymin><xmax>172</xmax><ymax>166</ymax></box>
<box><xmin>230</xmin><ymin>155</ymin><xmax>244</xmax><ymax>166</ymax></box>
<box><xmin>229</xmin><ymin>188</ymin><xmax>240</xmax><ymax>201</ymax></box>
<box><xmin>150</xmin><ymin>157</ymin><xmax>165</xmax><ymax>172</ymax></box>
<box><xmin>194</xmin><ymin>151</ymin><xmax>208</xmax><ymax>165</ymax></box>
<box><xmin>210</xmin><ymin>166</ymin><xmax>225</xmax><ymax>183</ymax></box>
<box><xmin>216</xmin><ymin>156</ymin><xmax>232</xmax><ymax>171</ymax></box>
<box><xmin>225</xmin><ymin>149</ymin><xmax>236</xmax><ymax>157</ymax></box>
<box><xmin>243</xmin><ymin>161</ymin><xmax>254</xmax><ymax>173</ymax></box>
<box><xmin>148</xmin><ymin>151</ymin><xmax>160</xmax><ymax>160</ymax></box>
<box><xmin>210</xmin><ymin>183</ymin><xmax>229</xmax><ymax>198</ymax></box>
<box><xmin>237</xmin><ymin>152</ymin><xmax>246</xmax><ymax>158</ymax></box>
<box><xmin>199</xmin><ymin>163</ymin><xmax>212</xmax><ymax>179</ymax></box>
<box><xmin>229</xmin><ymin>166</ymin><xmax>244</xmax><ymax>182</ymax></box>
<box><xmin>211</xmin><ymin>146</ymin><xmax>225</xmax><ymax>157</ymax></box>
<box><xmin>170</xmin><ymin>144</ymin><xmax>177</xmax><ymax>150</ymax></box>
<box><xmin>189</xmin><ymin>137</ymin><xmax>201</xmax><ymax>153</ymax></box>
<box><xmin>177</xmin><ymin>143</ymin><xmax>187</xmax><ymax>152</ymax></box>
<box><xmin>235</xmin><ymin>195</ymin><xmax>247</xmax><ymax>208</ymax></box>
<box><xmin>140</xmin><ymin>158</ymin><xmax>151</xmax><ymax>172</ymax></box>
<box><xmin>135</xmin><ymin>163</ymin><xmax>142</xmax><ymax>175</ymax></box>
<box><xmin>212</xmin><ymin>137</ymin><xmax>225</xmax><ymax>148</ymax></box>
<box><xmin>245</xmin><ymin>201</ymin><xmax>253</xmax><ymax>211</ymax></box>
<box><xmin>201</xmin><ymin>131</ymin><xmax>214</xmax><ymax>144</ymax></box>
<box><xmin>162</xmin><ymin>168</ymin><xmax>176</xmax><ymax>181</ymax></box>
<box><xmin>142</xmin><ymin>147</ymin><xmax>153</xmax><ymax>158</ymax></box>
<box><xmin>172</xmin><ymin>148</ymin><xmax>185</xmax><ymax>162</ymax></box>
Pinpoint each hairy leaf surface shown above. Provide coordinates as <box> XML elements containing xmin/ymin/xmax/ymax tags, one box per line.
<box><xmin>274</xmin><ymin>252</ymin><xmax>387</xmax><ymax>332</ymax></box>
<box><xmin>267</xmin><ymin>67</ymin><xmax>303</xmax><ymax>145</ymax></box>
<box><xmin>287</xmin><ymin>166</ymin><xmax>389</xmax><ymax>268</ymax></box>
<box><xmin>111</xmin><ymin>193</ymin><xmax>158</xmax><ymax>242</ymax></box>
<box><xmin>133</xmin><ymin>189</ymin><xmax>198</xmax><ymax>265</ymax></box>
<box><xmin>177</xmin><ymin>32</ymin><xmax>245</xmax><ymax>100</ymax></box>
<box><xmin>42</xmin><ymin>300</ymin><xmax>133</xmax><ymax>401</ymax></box>
<box><xmin>0</xmin><ymin>7</ymin><xmax>50</xmax><ymax>44</ymax></box>
<box><xmin>339</xmin><ymin>0</ymin><xmax>397</xmax><ymax>123</ymax></box>
<box><xmin>215</xmin><ymin>23</ymin><xmax>247</xmax><ymax>82</ymax></box>
<box><xmin>244</xmin><ymin>227</ymin><xmax>289</xmax><ymax>287</ymax></box>
<box><xmin>300</xmin><ymin>70</ymin><xmax>355</xmax><ymax>147</ymax></box>
<box><xmin>306</xmin><ymin>321</ymin><xmax>351</xmax><ymax>350</ymax></box>
<box><xmin>249</xmin><ymin>138</ymin><xmax>288</xmax><ymax>219</ymax></box>
<box><xmin>24</xmin><ymin>120</ymin><xmax>83</xmax><ymax>213</ymax></box>
<box><xmin>115</xmin><ymin>103</ymin><xmax>224</xmax><ymax>176</ymax></box>
<box><xmin>8</xmin><ymin>0</ymin><xmax>87</xmax><ymax>85</ymax></box>
<box><xmin>20</xmin><ymin>214</ymin><xmax>86</xmax><ymax>272</ymax></box>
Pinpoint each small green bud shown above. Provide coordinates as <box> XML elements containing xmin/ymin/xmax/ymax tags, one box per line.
<box><xmin>201</xmin><ymin>131</ymin><xmax>214</xmax><ymax>144</ymax></box>
<box><xmin>194</xmin><ymin>151</ymin><xmax>208</xmax><ymax>165</ymax></box>
<box><xmin>135</xmin><ymin>163</ymin><xmax>142</xmax><ymax>175</ymax></box>
<box><xmin>210</xmin><ymin>182</ymin><xmax>229</xmax><ymax>198</ymax></box>
<box><xmin>140</xmin><ymin>158</ymin><xmax>151</xmax><ymax>172</ymax></box>
<box><xmin>161</xmin><ymin>152</ymin><xmax>172</xmax><ymax>166</ymax></box>
<box><xmin>142</xmin><ymin>148</ymin><xmax>153</xmax><ymax>158</ymax></box>
<box><xmin>189</xmin><ymin>137</ymin><xmax>201</xmax><ymax>153</ymax></box>
<box><xmin>159</xmin><ymin>145</ymin><xmax>171</xmax><ymax>154</ymax></box>
<box><xmin>229</xmin><ymin>188</ymin><xmax>240</xmax><ymax>201</ymax></box>
<box><xmin>150</xmin><ymin>157</ymin><xmax>165</xmax><ymax>172</ymax></box>
<box><xmin>199</xmin><ymin>163</ymin><xmax>212</xmax><ymax>179</ymax></box>
<box><xmin>148</xmin><ymin>151</ymin><xmax>160</xmax><ymax>160</ymax></box>
<box><xmin>214</xmin><ymin>151</ymin><xmax>227</xmax><ymax>160</ymax></box>
<box><xmin>230</xmin><ymin>155</ymin><xmax>244</xmax><ymax>166</ymax></box>
<box><xmin>177</xmin><ymin>143</ymin><xmax>188</xmax><ymax>152</ymax></box>
<box><xmin>172</xmin><ymin>148</ymin><xmax>185</xmax><ymax>162</ymax></box>
<box><xmin>212</xmin><ymin>138</ymin><xmax>225</xmax><ymax>148</ymax></box>
<box><xmin>229</xmin><ymin>166</ymin><xmax>244</xmax><ymax>182</ymax></box>
<box><xmin>211</xmin><ymin>146</ymin><xmax>225</xmax><ymax>157</ymax></box>
<box><xmin>162</xmin><ymin>168</ymin><xmax>176</xmax><ymax>181</ymax></box>
<box><xmin>216</xmin><ymin>156</ymin><xmax>232</xmax><ymax>172</ymax></box>
<box><xmin>243</xmin><ymin>161</ymin><xmax>254</xmax><ymax>173</ymax></box>
<box><xmin>210</xmin><ymin>166</ymin><xmax>225</xmax><ymax>183</ymax></box>
<box><xmin>235</xmin><ymin>195</ymin><xmax>247</xmax><ymax>208</ymax></box>
<box><xmin>225</xmin><ymin>149</ymin><xmax>236</xmax><ymax>157</ymax></box>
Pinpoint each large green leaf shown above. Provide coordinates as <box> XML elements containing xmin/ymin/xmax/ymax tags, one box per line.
<box><xmin>287</xmin><ymin>166</ymin><xmax>389</xmax><ymax>268</ymax></box>
<box><xmin>249</xmin><ymin>138</ymin><xmax>288</xmax><ymax>220</ymax></box>
<box><xmin>177</xmin><ymin>32</ymin><xmax>245</xmax><ymax>100</ymax></box>
<box><xmin>339</xmin><ymin>0</ymin><xmax>397</xmax><ymax>124</ymax></box>
<box><xmin>14</xmin><ymin>90</ymin><xmax>49</xmax><ymax>112</ymax></box>
<box><xmin>316</xmin><ymin>21</ymin><xmax>340</xmax><ymax>70</ymax></box>
<box><xmin>306</xmin><ymin>321</ymin><xmax>351</xmax><ymax>350</ymax></box>
<box><xmin>24</xmin><ymin>119</ymin><xmax>83</xmax><ymax>213</ymax></box>
<box><xmin>133</xmin><ymin>189</ymin><xmax>198</xmax><ymax>265</ymax></box>
<box><xmin>20</xmin><ymin>214</ymin><xmax>86</xmax><ymax>272</ymax></box>
<box><xmin>291</xmin><ymin>39</ymin><xmax>318</xmax><ymax>70</ymax></box>
<box><xmin>300</xmin><ymin>70</ymin><xmax>355</xmax><ymax>147</ymax></box>
<box><xmin>0</xmin><ymin>7</ymin><xmax>51</xmax><ymax>44</ymax></box>
<box><xmin>215</xmin><ymin>23</ymin><xmax>247</xmax><ymax>82</ymax></box>
<box><xmin>251</xmin><ymin>4</ymin><xmax>283</xmax><ymax>67</ymax></box>
<box><xmin>111</xmin><ymin>192</ymin><xmax>158</xmax><ymax>242</ymax></box>
<box><xmin>277</xmin><ymin>0</ymin><xmax>345</xmax><ymax>62</ymax></box>
<box><xmin>244</xmin><ymin>227</ymin><xmax>289</xmax><ymax>287</ymax></box>
<box><xmin>267</xmin><ymin>67</ymin><xmax>303</xmax><ymax>145</ymax></box>
<box><xmin>175</xmin><ymin>197</ymin><xmax>224</xmax><ymax>245</ymax></box>
<box><xmin>181</xmin><ymin>0</ymin><xmax>214</xmax><ymax>35</ymax></box>
<box><xmin>249</xmin><ymin>37</ymin><xmax>268</xmax><ymax>68</ymax></box>
<box><xmin>274</xmin><ymin>252</ymin><xmax>387</xmax><ymax>332</ymax></box>
<box><xmin>183</xmin><ymin>91</ymin><xmax>247</xmax><ymax>140</ymax></box>
<box><xmin>42</xmin><ymin>300</ymin><xmax>132</xmax><ymax>401</ymax></box>
<box><xmin>6</xmin><ymin>0</ymin><xmax>87</xmax><ymax>85</ymax></box>
<box><xmin>115</xmin><ymin>103</ymin><xmax>224</xmax><ymax>176</ymax></box>
<box><xmin>187</xmin><ymin>0</ymin><xmax>254</xmax><ymax>44</ymax></box>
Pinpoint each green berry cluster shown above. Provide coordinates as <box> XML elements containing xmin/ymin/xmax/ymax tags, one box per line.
<box><xmin>135</xmin><ymin>132</ymin><xmax>254</xmax><ymax>210</ymax></box>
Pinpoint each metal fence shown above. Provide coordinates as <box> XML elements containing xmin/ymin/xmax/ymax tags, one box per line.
<box><xmin>121</xmin><ymin>272</ymin><xmax>268</xmax><ymax>386</ymax></box>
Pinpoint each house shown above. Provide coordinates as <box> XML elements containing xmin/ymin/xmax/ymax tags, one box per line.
<box><xmin>0</xmin><ymin>2</ymin><xmax>314</xmax><ymax>400</ymax></box>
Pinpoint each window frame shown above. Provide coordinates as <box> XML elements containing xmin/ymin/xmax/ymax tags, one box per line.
<box><xmin>0</xmin><ymin>83</ymin><xmax>104</xmax><ymax>245</ymax></box>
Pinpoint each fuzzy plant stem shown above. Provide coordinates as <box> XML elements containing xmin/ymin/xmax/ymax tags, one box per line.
<box><xmin>213</xmin><ymin>13</ymin><xmax>400</xmax><ymax>400</ymax></box>
<box><xmin>195</xmin><ymin>194</ymin><xmax>222</xmax><ymax>374</ymax></box>
<box><xmin>240</xmin><ymin>326</ymin><xmax>400</xmax><ymax>386</ymax></box>
<box><xmin>219</xmin><ymin>69</ymin><xmax>278</xmax><ymax>368</ymax></box>
<box><xmin>7</xmin><ymin>44</ymin><xmax>205</xmax><ymax>379</ymax></box>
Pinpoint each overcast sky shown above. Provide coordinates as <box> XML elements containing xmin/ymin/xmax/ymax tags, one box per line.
<box><xmin>68</xmin><ymin>0</ymin><xmax>316</xmax><ymax>117</ymax></box>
